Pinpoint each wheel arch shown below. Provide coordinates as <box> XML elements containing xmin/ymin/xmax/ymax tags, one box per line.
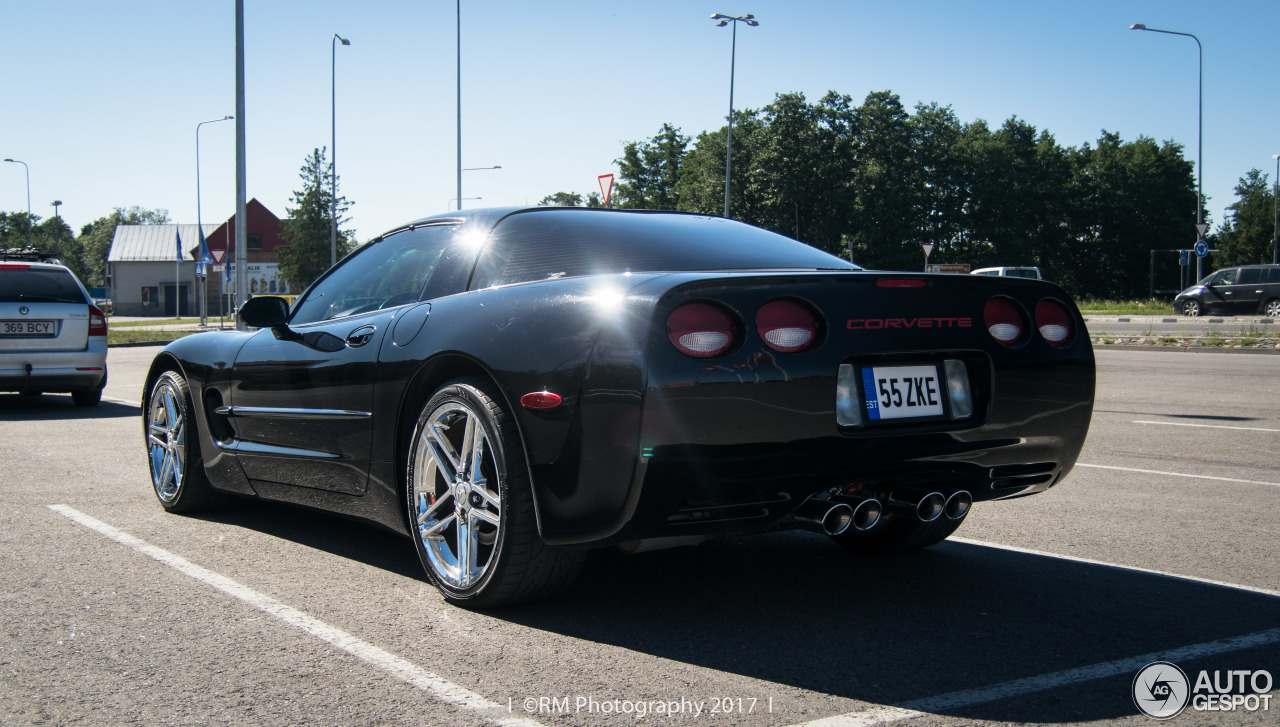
<box><xmin>393</xmin><ymin>353</ymin><xmax>548</xmax><ymax>536</ymax></box>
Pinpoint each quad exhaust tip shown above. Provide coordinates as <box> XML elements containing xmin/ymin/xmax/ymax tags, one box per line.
<box><xmin>887</xmin><ymin>487</ymin><xmax>946</xmax><ymax>523</ymax></box>
<box><xmin>794</xmin><ymin>499</ymin><xmax>854</xmax><ymax>536</ymax></box>
<box><xmin>944</xmin><ymin>490</ymin><xmax>973</xmax><ymax>521</ymax></box>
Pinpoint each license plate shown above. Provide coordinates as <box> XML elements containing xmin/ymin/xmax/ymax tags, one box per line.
<box><xmin>1</xmin><ymin>320</ymin><xmax>56</xmax><ymax>337</ymax></box>
<box><xmin>861</xmin><ymin>364</ymin><xmax>944</xmax><ymax>420</ymax></box>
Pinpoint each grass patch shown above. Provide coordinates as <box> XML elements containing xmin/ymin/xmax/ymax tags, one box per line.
<box><xmin>1075</xmin><ymin>298</ymin><xmax>1174</xmax><ymax>315</ymax></box>
<box><xmin>108</xmin><ymin>329</ymin><xmax>194</xmax><ymax>346</ymax></box>
<box><xmin>107</xmin><ymin>317</ymin><xmax>196</xmax><ymax>328</ymax></box>
<box><xmin>1159</xmin><ymin>336</ymin><xmax>1178</xmax><ymax>344</ymax></box>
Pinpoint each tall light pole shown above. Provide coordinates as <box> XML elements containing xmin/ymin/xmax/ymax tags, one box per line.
<box><xmin>50</xmin><ymin>200</ymin><xmax>61</xmax><ymax>258</ymax></box>
<box><xmin>4</xmin><ymin>158</ymin><xmax>31</xmax><ymax>248</ymax></box>
<box><xmin>457</xmin><ymin>166</ymin><xmax>500</xmax><ymax>209</ymax></box>
<box><xmin>332</xmin><ymin>33</ymin><xmax>351</xmax><ymax>268</ymax></box>
<box><xmin>711</xmin><ymin>13</ymin><xmax>758</xmax><ymax>219</ymax></box>
<box><xmin>1130</xmin><ymin>23</ymin><xmax>1204</xmax><ymax>280</ymax></box>
<box><xmin>457</xmin><ymin>1</ymin><xmax>463</xmax><ymax>217</ymax></box>
<box><xmin>1273</xmin><ymin>154</ymin><xmax>1279</xmax><ymax>265</ymax></box>
<box><xmin>197</xmin><ymin>115</ymin><xmax>233</xmax><ymax>325</ymax></box>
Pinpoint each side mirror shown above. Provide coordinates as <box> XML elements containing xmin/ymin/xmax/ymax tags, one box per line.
<box><xmin>239</xmin><ymin>296</ymin><xmax>290</xmax><ymax>329</ymax></box>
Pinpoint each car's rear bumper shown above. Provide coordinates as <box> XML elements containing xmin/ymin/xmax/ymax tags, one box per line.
<box><xmin>0</xmin><ymin>341</ymin><xmax>108</xmax><ymax>392</ymax></box>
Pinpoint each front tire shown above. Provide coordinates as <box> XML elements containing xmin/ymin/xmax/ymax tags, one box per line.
<box><xmin>1181</xmin><ymin>299</ymin><xmax>1201</xmax><ymax>317</ymax></box>
<box><xmin>146</xmin><ymin>371</ymin><xmax>218</xmax><ymax>513</ymax></box>
<box><xmin>406</xmin><ymin>377</ymin><xmax>583</xmax><ymax>608</ymax></box>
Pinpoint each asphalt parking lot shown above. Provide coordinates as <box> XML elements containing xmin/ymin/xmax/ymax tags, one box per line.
<box><xmin>0</xmin><ymin>345</ymin><xmax>1275</xmax><ymax>726</ymax></box>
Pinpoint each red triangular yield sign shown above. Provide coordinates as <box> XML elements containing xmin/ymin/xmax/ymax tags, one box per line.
<box><xmin>921</xmin><ymin>243</ymin><xmax>935</xmax><ymax>258</ymax></box>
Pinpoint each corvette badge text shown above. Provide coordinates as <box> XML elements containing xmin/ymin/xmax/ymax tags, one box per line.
<box><xmin>1132</xmin><ymin>661</ymin><xmax>1272</xmax><ymax>719</ymax></box>
<box><xmin>847</xmin><ymin>317</ymin><xmax>973</xmax><ymax>330</ymax></box>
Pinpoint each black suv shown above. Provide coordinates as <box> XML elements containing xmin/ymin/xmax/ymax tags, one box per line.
<box><xmin>1173</xmin><ymin>264</ymin><xmax>1280</xmax><ymax>317</ymax></box>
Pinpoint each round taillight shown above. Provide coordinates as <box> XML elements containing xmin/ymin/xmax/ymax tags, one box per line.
<box><xmin>756</xmin><ymin>299</ymin><xmax>819</xmax><ymax>353</ymax></box>
<box><xmin>983</xmin><ymin>298</ymin><xmax>1026</xmax><ymax>346</ymax></box>
<box><xmin>666</xmin><ymin>302</ymin><xmax>736</xmax><ymax>358</ymax></box>
<box><xmin>1035</xmin><ymin>299</ymin><xmax>1074</xmax><ymax>346</ymax></box>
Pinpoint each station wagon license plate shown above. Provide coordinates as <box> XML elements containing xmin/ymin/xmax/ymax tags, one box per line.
<box><xmin>1</xmin><ymin>320</ymin><xmax>56</xmax><ymax>337</ymax></box>
<box><xmin>862</xmin><ymin>364</ymin><xmax>944</xmax><ymax>420</ymax></box>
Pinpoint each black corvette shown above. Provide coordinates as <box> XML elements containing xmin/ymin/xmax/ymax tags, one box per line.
<box><xmin>143</xmin><ymin>207</ymin><xmax>1094</xmax><ymax>607</ymax></box>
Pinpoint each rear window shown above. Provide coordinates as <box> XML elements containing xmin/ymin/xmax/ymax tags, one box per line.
<box><xmin>1268</xmin><ymin>267</ymin><xmax>1280</xmax><ymax>284</ymax></box>
<box><xmin>470</xmin><ymin>210</ymin><xmax>857</xmax><ymax>288</ymax></box>
<box><xmin>0</xmin><ymin>267</ymin><xmax>88</xmax><ymax>304</ymax></box>
<box><xmin>1238</xmin><ymin>268</ymin><xmax>1263</xmax><ymax>285</ymax></box>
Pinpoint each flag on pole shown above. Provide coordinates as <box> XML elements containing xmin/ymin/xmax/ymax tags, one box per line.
<box><xmin>198</xmin><ymin>228</ymin><xmax>214</xmax><ymax>263</ymax></box>
<box><xmin>176</xmin><ymin>229</ymin><xmax>184</xmax><ymax>263</ymax></box>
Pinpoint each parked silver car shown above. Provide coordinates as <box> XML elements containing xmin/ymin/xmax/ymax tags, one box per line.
<box><xmin>1</xmin><ymin>250</ymin><xmax>108</xmax><ymax>406</ymax></box>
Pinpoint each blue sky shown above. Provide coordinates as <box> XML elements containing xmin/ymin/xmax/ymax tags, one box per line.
<box><xmin>3</xmin><ymin>1</ymin><xmax>1277</xmax><ymax>246</ymax></box>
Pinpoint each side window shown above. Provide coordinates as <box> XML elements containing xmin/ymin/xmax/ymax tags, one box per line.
<box><xmin>1208</xmin><ymin>269</ymin><xmax>1238</xmax><ymax>286</ymax></box>
<box><xmin>1237</xmin><ymin>268</ymin><xmax>1262</xmax><ymax>285</ymax></box>
<box><xmin>1268</xmin><ymin>268</ymin><xmax>1280</xmax><ymax>284</ymax></box>
<box><xmin>290</xmin><ymin>223</ymin><xmax>457</xmax><ymax>325</ymax></box>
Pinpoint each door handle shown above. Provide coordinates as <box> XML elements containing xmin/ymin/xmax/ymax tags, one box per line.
<box><xmin>345</xmin><ymin>324</ymin><xmax>377</xmax><ymax>348</ymax></box>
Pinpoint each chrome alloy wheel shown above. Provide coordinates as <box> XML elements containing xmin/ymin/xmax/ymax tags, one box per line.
<box><xmin>411</xmin><ymin>401</ymin><xmax>502</xmax><ymax>590</ymax></box>
<box><xmin>147</xmin><ymin>378</ymin><xmax>186</xmax><ymax>502</ymax></box>
<box><xmin>1266</xmin><ymin>299</ymin><xmax>1280</xmax><ymax>317</ymax></box>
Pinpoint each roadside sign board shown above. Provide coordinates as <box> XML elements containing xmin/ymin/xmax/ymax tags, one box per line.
<box><xmin>211</xmin><ymin>249</ymin><xmax>226</xmax><ymax>263</ymax></box>
<box><xmin>927</xmin><ymin>263</ymin><xmax>970</xmax><ymax>274</ymax></box>
<box><xmin>598</xmin><ymin>174</ymin><xmax>614</xmax><ymax>207</ymax></box>
<box><xmin>1194</xmin><ymin>222</ymin><xmax>1210</xmax><ymax>240</ymax></box>
<box><xmin>1179</xmin><ymin>249</ymin><xmax>1189</xmax><ymax>266</ymax></box>
<box><xmin>921</xmin><ymin>243</ymin><xmax>935</xmax><ymax>259</ymax></box>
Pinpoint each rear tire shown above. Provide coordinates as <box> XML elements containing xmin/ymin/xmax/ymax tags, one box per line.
<box><xmin>1264</xmin><ymin>299</ymin><xmax>1280</xmax><ymax>318</ymax></box>
<box><xmin>145</xmin><ymin>371</ymin><xmax>219</xmax><ymax>513</ymax></box>
<box><xmin>406</xmin><ymin>377</ymin><xmax>584</xmax><ymax>608</ymax></box>
<box><xmin>829</xmin><ymin>509</ymin><xmax>967</xmax><ymax>554</ymax></box>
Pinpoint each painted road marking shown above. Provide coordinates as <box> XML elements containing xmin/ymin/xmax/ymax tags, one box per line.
<box><xmin>47</xmin><ymin>504</ymin><xmax>544</xmax><ymax>727</ymax></box>
<box><xmin>788</xmin><ymin>627</ymin><xmax>1280</xmax><ymax>727</ymax></box>
<box><xmin>791</xmin><ymin>537</ymin><xmax>1277</xmax><ymax>727</ymax></box>
<box><xmin>1133</xmin><ymin>419</ymin><xmax>1280</xmax><ymax>433</ymax></box>
<box><xmin>1078</xmin><ymin>463</ymin><xmax>1280</xmax><ymax>488</ymax></box>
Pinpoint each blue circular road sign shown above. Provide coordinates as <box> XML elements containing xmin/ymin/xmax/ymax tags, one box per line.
<box><xmin>1194</xmin><ymin>240</ymin><xmax>1209</xmax><ymax>258</ymax></box>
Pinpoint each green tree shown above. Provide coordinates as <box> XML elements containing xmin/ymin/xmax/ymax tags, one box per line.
<box><xmin>79</xmin><ymin>206</ymin><xmax>170</xmax><ymax>287</ymax></box>
<box><xmin>614</xmin><ymin>123</ymin><xmax>688</xmax><ymax>210</ymax></box>
<box><xmin>277</xmin><ymin>147</ymin><xmax>354</xmax><ymax>291</ymax></box>
<box><xmin>536</xmin><ymin>191</ymin><xmax>603</xmax><ymax>207</ymax></box>
<box><xmin>1215</xmin><ymin>169</ymin><xmax>1275</xmax><ymax>266</ymax></box>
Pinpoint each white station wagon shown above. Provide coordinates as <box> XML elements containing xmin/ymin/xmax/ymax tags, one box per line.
<box><xmin>0</xmin><ymin>250</ymin><xmax>108</xmax><ymax>406</ymax></box>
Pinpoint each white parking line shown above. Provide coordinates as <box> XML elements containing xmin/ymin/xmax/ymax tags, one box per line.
<box><xmin>949</xmin><ymin>537</ymin><xmax>1280</xmax><ymax>599</ymax></box>
<box><xmin>1077</xmin><ymin>463</ymin><xmax>1280</xmax><ymax>488</ymax></box>
<box><xmin>1133</xmin><ymin>419</ymin><xmax>1280</xmax><ymax>433</ymax></box>
<box><xmin>788</xmin><ymin>627</ymin><xmax>1280</xmax><ymax>727</ymax></box>
<box><xmin>787</xmin><ymin>539</ymin><xmax>1280</xmax><ymax>727</ymax></box>
<box><xmin>47</xmin><ymin>504</ymin><xmax>544</xmax><ymax>727</ymax></box>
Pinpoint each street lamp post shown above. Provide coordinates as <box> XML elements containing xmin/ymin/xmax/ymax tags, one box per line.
<box><xmin>197</xmin><ymin>115</ymin><xmax>233</xmax><ymax>326</ymax></box>
<box><xmin>1273</xmin><ymin>155</ymin><xmax>1279</xmax><ymax>265</ymax></box>
<box><xmin>3</xmin><ymin>158</ymin><xmax>31</xmax><ymax>248</ymax></box>
<box><xmin>711</xmin><ymin>13</ymin><xmax>758</xmax><ymax>219</ymax></box>
<box><xmin>50</xmin><ymin>200</ymin><xmax>61</xmax><ymax>258</ymax></box>
<box><xmin>1130</xmin><ymin>23</ymin><xmax>1204</xmax><ymax>280</ymax></box>
<box><xmin>457</xmin><ymin>166</ymin><xmax>501</xmax><ymax>210</ymax></box>
<box><xmin>332</xmin><ymin>33</ymin><xmax>351</xmax><ymax>268</ymax></box>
